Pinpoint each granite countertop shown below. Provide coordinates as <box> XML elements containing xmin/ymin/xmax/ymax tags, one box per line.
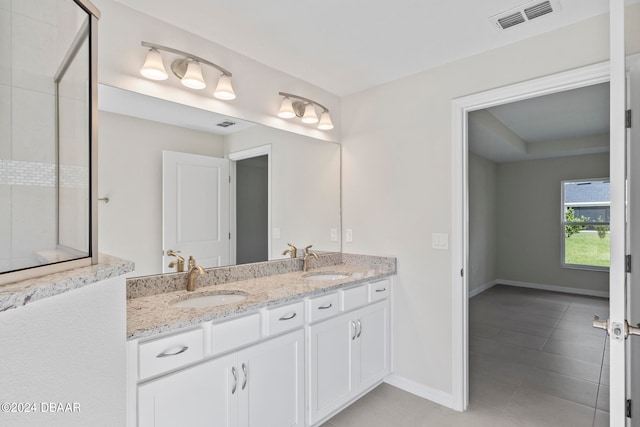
<box><xmin>0</xmin><ymin>254</ymin><xmax>134</xmax><ymax>312</ymax></box>
<box><xmin>127</xmin><ymin>260</ymin><xmax>395</xmax><ymax>340</ymax></box>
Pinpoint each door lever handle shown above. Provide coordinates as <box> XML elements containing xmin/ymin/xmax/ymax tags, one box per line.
<box><xmin>592</xmin><ymin>315</ymin><xmax>610</xmax><ymax>334</ymax></box>
<box><xmin>627</xmin><ymin>320</ymin><xmax>640</xmax><ymax>337</ymax></box>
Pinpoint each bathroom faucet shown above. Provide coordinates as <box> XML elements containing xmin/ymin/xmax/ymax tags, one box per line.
<box><xmin>282</xmin><ymin>243</ymin><xmax>298</xmax><ymax>258</ymax></box>
<box><xmin>186</xmin><ymin>256</ymin><xmax>205</xmax><ymax>291</ymax></box>
<box><xmin>167</xmin><ymin>250</ymin><xmax>185</xmax><ymax>272</ymax></box>
<box><xmin>303</xmin><ymin>245</ymin><xmax>319</xmax><ymax>272</ymax></box>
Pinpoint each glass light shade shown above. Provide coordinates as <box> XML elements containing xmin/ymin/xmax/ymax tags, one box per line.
<box><xmin>181</xmin><ymin>61</ymin><xmax>206</xmax><ymax>89</ymax></box>
<box><xmin>317</xmin><ymin>111</ymin><xmax>334</xmax><ymax>130</ymax></box>
<box><xmin>278</xmin><ymin>97</ymin><xmax>296</xmax><ymax>119</ymax></box>
<box><xmin>140</xmin><ymin>48</ymin><xmax>168</xmax><ymax>80</ymax></box>
<box><xmin>213</xmin><ymin>74</ymin><xmax>236</xmax><ymax>100</ymax></box>
<box><xmin>301</xmin><ymin>103</ymin><xmax>318</xmax><ymax>124</ymax></box>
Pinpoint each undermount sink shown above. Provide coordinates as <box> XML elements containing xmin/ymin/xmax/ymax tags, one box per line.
<box><xmin>303</xmin><ymin>271</ymin><xmax>350</xmax><ymax>281</ymax></box>
<box><xmin>170</xmin><ymin>292</ymin><xmax>248</xmax><ymax>308</ymax></box>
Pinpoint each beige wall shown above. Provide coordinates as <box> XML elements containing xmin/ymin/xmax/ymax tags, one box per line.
<box><xmin>469</xmin><ymin>153</ymin><xmax>498</xmax><ymax>294</ymax></box>
<box><xmin>496</xmin><ymin>153</ymin><xmax>610</xmax><ymax>292</ymax></box>
<box><xmin>341</xmin><ymin>6</ymin><xmax>640</xmax><ymax>396</ymax></box>
<box><xmin>98</xmin><ymin>111</ymin><xmax>225</xmax><ymax>276</ymax></box>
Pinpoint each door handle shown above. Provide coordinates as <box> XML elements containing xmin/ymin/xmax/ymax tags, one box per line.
<box><xmin>356</xmin><ymin>319</ymin><xmax>362</xmax><ymax>338</ymax></box>
<box><xmin>627</xmin><ymin>320</ymin><xmax>640</xmax><ymax>337</ymax></box>
<box><xmin>593</xmin><ymin>316</ymin><xmax>640</xmax><ymax>339</ymax></box>
<box><xmin>593</xmin><ymin>315</ymin><xmax>610</xmax><ymax>333</ymax></box>
<box><xmin>351</xmin><ymin>321</ymin><xmax>357</xmax><ymax>340</ymax></box>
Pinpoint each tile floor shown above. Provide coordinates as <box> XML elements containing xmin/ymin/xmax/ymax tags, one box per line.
<box><xmin>322</xmin><ymin>285</ymin><xmax>610</xmax><ymax>427</ymax></box>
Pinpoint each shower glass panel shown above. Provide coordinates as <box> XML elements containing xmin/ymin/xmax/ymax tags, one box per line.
<box><xmin>0</xmin><ymin>0</ymin><xmax>96</xmax><ymax>281</ymax></box>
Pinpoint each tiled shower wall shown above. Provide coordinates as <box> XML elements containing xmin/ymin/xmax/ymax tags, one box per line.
<box><xmin>0</xmin><ymin>0</ymin><xmax>89</xmax><ymax>272</ymax></box>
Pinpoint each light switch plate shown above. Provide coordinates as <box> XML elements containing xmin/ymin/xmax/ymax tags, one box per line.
<box><xmin>432</xmin><ymin>233</ymin><xmax>448</xmax><ymax>250</ymax></box>
<box><xmin>273</xmin><ymin>228</ymin><xmax>281</xmax><ymax>239</ymax></box>
<box><xmin>345</xmin><ymin>229</ymin><xmax>353</xmax><ymax>243</ymax></box>
<box><xmin>330</xmin><ymin>228</ymin><xmax>338</xmax><ymax>242</ymax></box>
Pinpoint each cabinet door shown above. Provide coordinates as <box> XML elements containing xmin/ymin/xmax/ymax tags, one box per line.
<box><xmin>138</xmin><ymin>353</ymin><xmax>238</xmax><ymax>427</ymax></box>
<box><xmin>356</xmin><ymin>301</ymin><xmax>390</xmax><ymax>390</ymax></box>
<box><xmin>238</xmin><ymin>329</ymin><xmax>304</xmax><ymax>427</ymax></box>
<box><xmin>307</xmin><ymin>313</ymin><xmax>355</xmax><ymax>425</ymax></box>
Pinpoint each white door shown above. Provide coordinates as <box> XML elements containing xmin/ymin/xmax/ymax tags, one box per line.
<box><xmin>626</xmin><ymin>56</ymin><xmax>640</xmax><ymax>425</ymax></box>
<box><xmin>163</xmin><ymin>151</ymin><xmax>230</xmax><ymax>272</ymax></box>
<box><xmin>239</xmin><ymin>330</ymin><xmax>304</xmax><ymax>427</ymax></box>
<box><xmin>608</xmin><ymin>1</ymin><xmax>637</xmax><ymax>425</ymax></box>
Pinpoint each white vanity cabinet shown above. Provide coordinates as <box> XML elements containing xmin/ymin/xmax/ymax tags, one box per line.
<box><xmin>130</xmin><ymin>277</ymin><xmax>392</xmax><ymax>427</ymax></box>
<box><xmin>307</xmin><ymin>281</ymin><xmax>390</xmax><ymax>426</ymax></box>
<box><xmin>137</xmin><ymin>329</ymin><xmax>304</xmax><ymax>427</ymax></box>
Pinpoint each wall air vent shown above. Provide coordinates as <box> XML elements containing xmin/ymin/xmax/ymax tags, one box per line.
<box><xmin>489</xmin><ymin>0</ymin><xmax>561</xmax><ymax>31</ymax></box>
<box><xmin>216</xmin><ymin>120</ymin><xmax>236</xmax><ymax>128</ymax></box>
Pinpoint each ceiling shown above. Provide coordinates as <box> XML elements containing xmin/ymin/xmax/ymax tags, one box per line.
<box><xmin>469</xmin><ymin>82</ymin><xmax>610</xmax><ymax>163</ymax></box>
<box><xmin>114</xmin><ymin>0</ymin><xmax>615</xmax><ymax>96</ymax></box>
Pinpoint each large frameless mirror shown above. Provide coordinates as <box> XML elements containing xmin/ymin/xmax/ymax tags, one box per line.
<box><xmin>0</xmin><ymin>0</ymin><xmax>98</xmax><ymax>285</ymax></box>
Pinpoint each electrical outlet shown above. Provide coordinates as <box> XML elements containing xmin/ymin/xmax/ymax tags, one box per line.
<box><xmin>346</xmin><ymin>229</ymin><xmax>353</xmax><ymax>243</ymax></box>
<box><xmin>330</xmin><ymin>228</ymin><xmax>338</xmax><ymax>242</ymax></box>
<box><xmin>273</xmin><ymin>228</ymin><xmax>281</xmax><ymax>239</ymax></box>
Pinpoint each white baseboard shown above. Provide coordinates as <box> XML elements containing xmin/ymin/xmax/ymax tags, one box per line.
<box><xmin>384</xmin><ymin>374</ymin><xmax>454</xmax><ymax>410</ymax></box>
<box><xmin>468</xmin><ymin>280</ymin><xmax>498</xmax><ymax>298</ymax></box>
<box><xmin>498</xmin><ymin>279</ymin><xmax>609</xmax><ymax>298</ymax></box>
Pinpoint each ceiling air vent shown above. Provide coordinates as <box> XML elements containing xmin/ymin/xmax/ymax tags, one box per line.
<box><xmin>524</xmin><ymin>1</ymin><xmax>553</xmax><ymax>20</ymax></box>
<box><xmin>216</xmin><ymin>120</ymin><xmax>236</xmax><ymax>128</ymax></box>
<box><xmin>498</xmin><ymin>12</ymin><xmax>526</xmax><ymax>29</ymax></box>
<box><xmin>489</xmin><ymin>0</ymin><xmax>561</xmax><ymax>31</ymax></box>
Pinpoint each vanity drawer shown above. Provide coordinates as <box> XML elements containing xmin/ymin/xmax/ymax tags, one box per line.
<box><xmin>264</xmin><ymin>301</ymin><xmax>304</xmax><ymax>336</ymax></box>
<box><xmin>211</xmin><ymin>313</ymin><xmax>261</xmax><ymax>356</ymax></box>
<box><xmin>369</xmin><ymin>279</ymin><xmax>390</xmax><ymax>302</ymax></box>
<box><xmin>340</xmin><ymin>284</ymin><xmax>368</xmax><ymax>312</ymax></box>
<box><xmin>138</xmin><ymin>328</ymin><xmax>204</xmax><ymax>380</ymax></box>
<box><xmin>307</xmin><ymin>292</ymin><xmax>340</xmax><ymax>323</ymax></box>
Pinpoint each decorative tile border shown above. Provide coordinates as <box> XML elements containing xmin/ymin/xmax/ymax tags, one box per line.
<box><xmin>0</xmin><ymin>159</ymin><xmax>88</xmax><ymax>188</ymax></box>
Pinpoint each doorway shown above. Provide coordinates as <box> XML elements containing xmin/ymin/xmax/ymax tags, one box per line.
<box><xmin>227</xmin><ymin>144</ymin><xmax>272</xmax><ymax>266</ymax></box>
<box><xmin>451</xmin><ymin>62</ymin><xmax>613</xmax><ymax>412</ymax></box>
<box><xmin>235</xmin><ymin>155</ymin><xmax>268</xmax><ymax>264</ymax></box>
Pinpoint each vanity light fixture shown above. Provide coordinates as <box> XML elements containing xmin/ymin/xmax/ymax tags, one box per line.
<box><xmin>140</xmin><ymin>41</ymin><xmax>236</xmax><ymax>100</ymax></box>
<box><xmin>277</xmin><ymin>92</ymin><xmax>334</xmax><ymax>130</ymax></box>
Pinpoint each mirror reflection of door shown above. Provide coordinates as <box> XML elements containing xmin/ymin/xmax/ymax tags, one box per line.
<box><xmin>162</xmin><ymin>151</ymin><xmax>230</xmax><ymax>272</ymax></box>
<box><xmin>235</xmin><ymin>155</ymin><xmax>268</xmax><ymax>264</ymax></box>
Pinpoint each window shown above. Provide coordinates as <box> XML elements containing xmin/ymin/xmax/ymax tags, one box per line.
<box><xmin>561</xmin><ymin>179</ymin><xmax>610</xmax><ymax>270</ymax></box>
